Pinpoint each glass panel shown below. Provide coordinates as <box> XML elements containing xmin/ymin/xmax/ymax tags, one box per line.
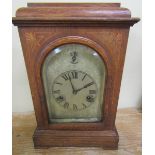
<box><xmin>42</xmin><ymin>44</ymin><xmax>106</xmax><ymax>123</ymax></box>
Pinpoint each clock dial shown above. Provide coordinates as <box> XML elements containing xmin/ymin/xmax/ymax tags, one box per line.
<box><xmin>52</xmin><ymin>70</ymin><xmax>97</xmax><ymax>111</ymax></box>
<box><xmin>42</xmin><ymin>43</ymin><xmax>106</xmax><ymax>123</ymax></box>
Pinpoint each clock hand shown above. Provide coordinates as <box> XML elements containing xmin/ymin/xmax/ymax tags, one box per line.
<box><xmin>68</xmin><ymin>76</ymin><xmax>76</xmax><ymax>94</ymax></box>
<box><xmin>75</xmin><ymin>81</ymin><xmax>94</xmax><ymax>94</ymax></box>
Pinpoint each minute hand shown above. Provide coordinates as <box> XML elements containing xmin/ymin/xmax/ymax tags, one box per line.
<box><xmin>75</xmin><ymin>82</ymin><xmax>94</xmax><ymax>93</ymax></box>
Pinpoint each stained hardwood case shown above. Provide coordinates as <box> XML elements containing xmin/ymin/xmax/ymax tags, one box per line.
<box><xmin>12</xmin><ymin>3</ymin><xmax>139</xmax><ymax>149</ymax></box>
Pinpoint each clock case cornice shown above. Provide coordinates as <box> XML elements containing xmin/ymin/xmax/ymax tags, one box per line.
<box><xmin>12</xmin><ymin>3</ymin><xmax>140</xmax><ymax>27</ymax></box>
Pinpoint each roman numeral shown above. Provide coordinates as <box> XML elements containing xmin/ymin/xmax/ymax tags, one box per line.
<box><xmin>55</xmin><ymin>82</ymin><xmax>63</xmax><ymax>85</ymax></box>
<box><xmin>73</xmin><ymin>104</ymin><xmax>78</xmax><ymax>111</ymax></box>
<box><xmin>82</xmin><ymin>103</ymin><xmax>87</xmax><ymax>109</ymax></box>
<box><xmin>71</xmin><ymin>71</ymin><xmax>78</xmax><ymax>79</ymax></box>
<box><xmin>64</xmin><ymin>102</ymin><xmax>69</xmax><ymax>109</ymax></box>
<box><xmin>89</xmin><ymin>90</ymin><xmax>96</xmax><ymax>94</ymax></box>
<box><xmin>61</xmin><ymin>74</ymin><xmax>69</xmax><ymax>81</ymax></box>
<box><xmin>53</xmin><ymin>90</ymin><xmax>60</xmax><ymax>94</ymax></box>
<box><xmin>61</xmin><ymin>71</ymin><xmax>78</xmax><ymax>80</ymax></box>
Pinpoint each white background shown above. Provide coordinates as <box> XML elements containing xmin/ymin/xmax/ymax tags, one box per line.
<box><xmin>12</xmin><ymin>0</ymin><xmax>142</xmax><ymax>112</ymax></box>
<box><xmin>2</xmin><ymin>0</ymin><xmax>155</xmax><ymax>155</ymax></box>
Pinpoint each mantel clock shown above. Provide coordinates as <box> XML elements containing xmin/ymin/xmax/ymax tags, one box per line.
<box><xmin>12</xmin><ymin>3</ymin><xmax>140</xmax><ymax>149</ymax></box>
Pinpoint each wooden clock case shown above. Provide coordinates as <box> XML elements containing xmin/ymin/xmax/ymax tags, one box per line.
<box><xmin>12</xmin><ymin>3</ymin><xmax>139</xmax><ymax>149</ymax></box>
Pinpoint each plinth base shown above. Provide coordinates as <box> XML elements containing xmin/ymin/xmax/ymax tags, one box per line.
<box><xmin>33</xmin><ymin>127</ymin><xmax>119</xmax><ymax>149</ymax></box>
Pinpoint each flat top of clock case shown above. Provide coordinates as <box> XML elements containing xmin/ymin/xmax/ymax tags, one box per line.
<box><xmin>12</xmin><ymin>3</ymin><xmax>140</xmax><ymax>27</ymax></box>
<box><xmin>27</xmin><ymin>3</ymin><xmax>121</xmax><ymax>8</ymax></box>
<box><xmin>15</xmin><ymin>5</ymin><xmax>131</xmax><ymax>18</ymax></box>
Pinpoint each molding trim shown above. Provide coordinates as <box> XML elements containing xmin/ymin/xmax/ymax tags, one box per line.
<box><xmin>12</xmin><ymin>17</ymin><xmax>140</xmax><ymax>27</ymax></box>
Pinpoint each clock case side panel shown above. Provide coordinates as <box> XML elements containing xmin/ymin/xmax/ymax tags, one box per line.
<box><xmin>109</xmin><ymin>29</ymin><xmax>130</xmax><ymax>127</ymax></box>
<box><xmin>17</xmin><ymin>27</ymin><xmax>49</xmax><ymax>128</ymax></box>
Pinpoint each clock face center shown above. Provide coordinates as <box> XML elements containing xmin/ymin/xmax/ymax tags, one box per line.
<box><xmin>52</xmin><ymin>70</ymin><xmax>98</xmax><ymax>111</ymax></box>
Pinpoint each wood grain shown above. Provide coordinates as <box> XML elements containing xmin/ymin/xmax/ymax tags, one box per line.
<box><xmin>12</xmin><ymin>3</ymin><xmax>140</xmax><ymax>149</ymax></box>
<box><xmin>13</xmin><ymin>108</ymin><xmax>142</xmax><ymax>155</ymax></box>
<box><xmin>27</xmin><ymin>3</ymin><xmax>121</xmax><ymax>7</ymax></box>
<box><xmin>12</xmin><ymin>3</ymin><xmax>140</xmax><ymax>27</ymax></box>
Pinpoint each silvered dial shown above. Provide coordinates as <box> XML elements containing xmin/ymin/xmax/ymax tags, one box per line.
<box><xmin>52</xmin><ymin>70</ymin><xmax>97</xmax><ymax>111</ymax></box>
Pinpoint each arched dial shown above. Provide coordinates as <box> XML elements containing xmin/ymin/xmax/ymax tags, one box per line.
<box><xmin>52</xmin><ymin>70</ymin><xmax>97</xmax><ymax>111</ymax></box>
